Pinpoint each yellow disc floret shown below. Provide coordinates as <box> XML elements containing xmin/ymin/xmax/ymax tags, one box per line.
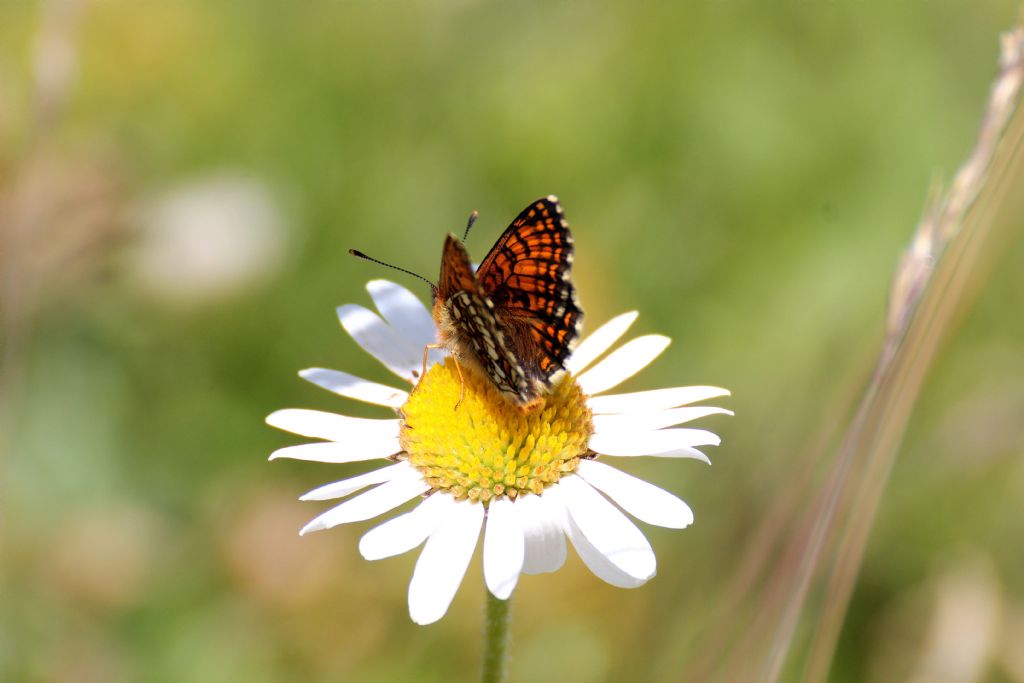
<box><xmin>400</xmin><ymin>359</ymin><xmax>593</xmax><ymax>503</ymax></box>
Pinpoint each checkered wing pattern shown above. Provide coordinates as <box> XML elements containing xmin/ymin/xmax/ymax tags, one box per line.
<box><xmin>435</xmin><ymin>196</ymin><xmax>582</xmax><ymax>406</ymax></box>
<box><xmin>476</xmin><ymin>197</ymin><xmax>582</xmax><ymax>384</ymax></box>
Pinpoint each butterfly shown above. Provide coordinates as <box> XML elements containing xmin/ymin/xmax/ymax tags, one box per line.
<box><xmin>351</xmin><ymin>196</ymin><xmax>583</xmax><ymax>407</ymax></box>
<box><xmin>431</xmin><ymin>196</ymin><xmax>583</xmax><ymax>407</ymax></box>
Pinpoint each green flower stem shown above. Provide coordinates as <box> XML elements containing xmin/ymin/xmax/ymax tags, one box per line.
<box><xmin>480</xmin><ymin>590</ymin><xmax>511</xmax><ymax>683</ymax></box>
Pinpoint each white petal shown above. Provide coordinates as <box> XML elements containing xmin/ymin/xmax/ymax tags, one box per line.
<box><xmin>359</xmin><ymin>492</ymin><xmax>453</xmax><ymax>560</ymax></box>
<box><xmin>517</xmin><ymin>491</ymin><xmax>568</xmax><ymax>575</ymax></box>
<box><xmin>589</xmin><ymin>429</ymin><xmax>716</xmax><ymax>462</ymax></box>
<box><xmin>563</xmin><ymin>512</ymin><xmax>649</xmax><ymax>588</ymax></box>
<box><xmin>592</xmin><ymin>407</ymin><xmax>734</xmax><ymax>434</ymax></box>
<box><xmin>300</xmin><ymin>462</ymin><xmax>409</xmax><ymax>501</ymax></box>
<box><xmin>266</xmin><ymin>409</ymin><xmax>399</xmax><ymax>441</ymax></box>
<box><xmin>299</xmin><ymin>468</ymin><xmax>428</xmax><ymax>535</ymax></box>
<box><xmin>269</xmin><ymin>440</ymin><xmax>401</xmax><ymax>463</ymax></box>
<box><xmin>576</xmin><ymin>335</ymin><xmax>671</xmax><ymax>396</ymax></box>
<box><xmin>576</xmin><ymin>460</ymin><xmax>694</xmax><ymax>529</ymax></box>
<box><xmin>559</xmin><ymin>475</ymin><xmax>656</xmax><ymax>585</ymax></box>
<box><xmin>594</xmin><ymin>427</ymin><xmax>720</xmax><ymax>449</ymax></box>
<box><xmin>337</xmin><ymin>304</ymin><xmax>422</xmax><ymax>381</ymax></box>
<box><xmin>483</xmin><ymin>498</ymin><xmax>525</xmax><ymax>600</ymax></box>
<box><xmin>587</xmin><ymin>386</ymin><xmax>732</xmax><ymax>414</ymax></box>
<box><xmin>299</xmin><ymin>368</ymin><xmax>408</xmax><ymax>408</ymax></box>
<box><xmin>408</xmin><ymin>499</ymin><xmax>484</xmax><ymax>625</ymax></box>
<box><xmin>564</xmin><ymin>311</ymin><xmax>638</xmax><ymax>375</ymax></box>
<box><xmin>366</xmin><ymin>279</ymin><xmax>438</xmax><ymax>349</ymax></box>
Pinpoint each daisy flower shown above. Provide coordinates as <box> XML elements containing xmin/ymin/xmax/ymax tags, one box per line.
<box><xmin>267</xmin><ymin>279</ymin><xmax>730</xmax><ymax>625</ymax></box>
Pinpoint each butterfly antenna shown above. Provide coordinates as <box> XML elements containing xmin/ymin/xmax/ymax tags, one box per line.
<box><xmin>349</xmin><ymin>249</ymin><xmax>437</xmax><ymax>293</ymax></box>
<box><xmin>461</xmin><ymin>210</ymin><xmax>479</xmax><ymax>243</ymax></box>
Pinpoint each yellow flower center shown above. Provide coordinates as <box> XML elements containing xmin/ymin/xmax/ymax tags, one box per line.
<box><xmin>400</xmin><ymin>359</ymin><xmax>594</xmax><ymax>503</ymax></box>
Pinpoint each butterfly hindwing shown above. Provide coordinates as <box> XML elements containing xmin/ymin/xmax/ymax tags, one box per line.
<box><xmin>436</xmin><ymin>235</ymin><xmax>533</xmax><ymax>403</ymax></box>
<box><xmin>445</xmin><ymin>290</ymin><xmax>533</xmax><ymax>402</ymax></box>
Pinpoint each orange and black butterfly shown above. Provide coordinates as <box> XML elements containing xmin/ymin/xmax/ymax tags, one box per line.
<box><xmin>433</xmin><ymin>196</ymin><xmax>583</xmax><ymax>406</ymax></box>
<box><xmin>352</xmin><ymin>196</ymin><xmax>583</xmax><ymax>407</ymax></box>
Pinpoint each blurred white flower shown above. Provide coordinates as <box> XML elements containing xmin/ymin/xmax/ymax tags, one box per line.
<box><xmin>130</xmin><ymin>172</ymin><xmax>289</xmax><ymax>304</ymax></box>
<box><xmin>268</xmin><ymin>279</ymin><xmax>730</xmax><ymax>625</ymax></box>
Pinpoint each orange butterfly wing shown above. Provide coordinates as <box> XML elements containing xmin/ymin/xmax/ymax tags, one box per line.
<box><xmin>433</xmin><ymin>196</ymin><xmax>583</xmax><ymax>405</ymax></box>
<box><xmin>475</xmin><ymin>196</ymin><xmax>582</xmax><ymax>384</ymax></box>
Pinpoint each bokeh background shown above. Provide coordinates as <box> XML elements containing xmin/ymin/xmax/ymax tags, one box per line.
<box><xmin>3</xmin><ymin>1</ymin><xmax>1024</xmax><ymax>681</ymax></box>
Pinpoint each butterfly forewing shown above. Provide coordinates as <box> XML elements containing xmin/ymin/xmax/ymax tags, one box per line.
<box><xmin>436</xmin><ymin>234</ymin><xmax>477</xmax><ymax>302</ymax></box>
<box><xmin>434</xmin><ymin>196</ymin><xmax>583</xmax><ymax>406</ymax></box>
<box><xmin>476</xmin><ymin>197</ymin><xmax>583</xmax><ymax>381</ymax></box>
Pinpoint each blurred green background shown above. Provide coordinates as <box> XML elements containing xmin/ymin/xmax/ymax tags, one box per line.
<box><xmin>3</xmin><ymin>1</ymin><xmax>1024</xmax><ymax>681</ymax></box>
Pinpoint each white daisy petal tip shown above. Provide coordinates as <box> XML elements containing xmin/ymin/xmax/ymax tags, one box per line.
<box><xmin>588</xmin><ymin>429</ymin><xmax>719</xmax><ymax>460</ymax></box>
<box><xmin>565</xmin><ymin>310</ymin><xmax>640</xmax><ymax>374</ymax></box>
<box><xmin>365</xmin><ymin>279</ymin><xmax>438</xmax><ymax>349</ymax></box>
<box><xmin>334</xmin><ymin>303</ymin><xmax>422</xmax><ymax>380</ymax></box>
<box><xmin>298</xmin><ymin>367</ymin><xmax>409</xmax><ymax>408</ymax></box>
<box><xmin>576</xmin><ymin>334</ymin><xmax>673</xmax><ymax>396</ymax></box>
<box><xmin>335</xmin><ymin>303</ymin><xmax>358</xmax><ymax>323</ymax></box>
<box><xmin>576</xmin><ymin>460</ymin><xmax>695</xmax><ymax>529</ymax></box>
<box><xmin>298</xmin><ymin>519</ymin><xmax>324</xmax><ymax>536</ymax></box>
<box><xmin>559</xmin><ymin>475</ymin><xmax>657</xmax><ymax>584</ymax></box>
<box><xmin>265</xmin><ymin>409</ymin><xmax>290</xmax><ymax>430</ymax></box>
<box><xmin>692</xmin><ymin>449</ymin><xmax>712</xmax><ymax>465</ymax></box>
<box><xmin>483</xmin><ymin>498</ymin><xmax>525</xmax><ymax>600</ymax></box>
<box><xmin>408</xmin><ymin>500</ymin><xmax>484</xmax><ymax>625</ymax></box>
<box><xmin>619</xmin><ymin>310</ymin><xmax>639</xmax><ymax>322</ymax></box>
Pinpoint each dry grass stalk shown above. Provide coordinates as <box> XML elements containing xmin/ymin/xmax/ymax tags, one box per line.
<box><xmin>0</xmin><ymin>0</ymin><xmax>90</xmax><ymax>461</ymax></box>
<box><xmin>800</xmin><ymin>28</ymin><xmax>1024</xmax><ymax>682</ymax></box>
<box><xmin>773</xmin><ymin>25</ymin><xmax>1024</xmax><ymax>683</ymax></box>
<box><xmin>682</xmin><ymin>22</ymin><xmax>1024</xmax><ymax>683</ymax></box>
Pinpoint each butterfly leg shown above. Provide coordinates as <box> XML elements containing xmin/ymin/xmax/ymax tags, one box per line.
<box><xmin>420</xmin><ymin>343</ymin><xmax>446</xmax><ymax>383</ymax></box>
<box><xmin>418</xmin><ymin>343</ymin><xmax>465</xmax><ymax>409</ymax></box>
<box><xmin>451</xmin><ymin>357</ymin><xmax>466</xmax><ymax>410</ymax></box>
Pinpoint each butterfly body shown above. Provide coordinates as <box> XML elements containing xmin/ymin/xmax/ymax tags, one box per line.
<box><xmin>434</xmin><ymin>196</ymin><xmax>582</xmax><ymax>407</ymax></box>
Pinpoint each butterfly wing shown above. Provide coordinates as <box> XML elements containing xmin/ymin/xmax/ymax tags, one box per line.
<box><xmin>436</xmin><ymin>235</ymin><xmax>534</xmax><ymax>403</ymax></box>
<box><xmin>476</xmin><ymin>196</ymin><xmax>583</xmax><ymax>385</ymax></box>
<box><xmin>436</xmin><ymin>233</ymin><xmax>478</xmax><ymax>303</ymax></box>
